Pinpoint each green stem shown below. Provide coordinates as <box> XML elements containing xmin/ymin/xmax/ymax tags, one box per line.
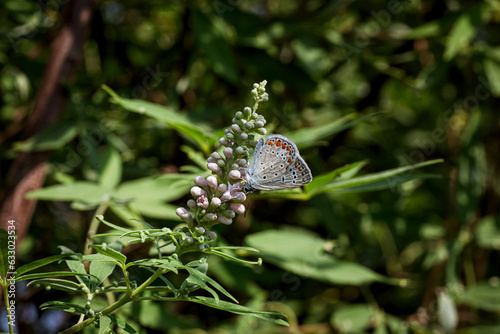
<box><xmin>84</xmin><ymin>200</ymin><xmax>110</xmax><ymax>256</ymax></box>
<box><xmin>3</xmin><ymin>282</ymin><xmax>14</xmax><ymax>334</ymax></box>
<box><xmin>58</xmin><ymin>317</ymin><xmax>95</xmax><ymax>334</ymax></box>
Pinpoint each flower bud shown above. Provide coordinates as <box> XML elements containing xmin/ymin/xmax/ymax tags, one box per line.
<box><xmin>207</xmin><ymin>231</ymin><xmax>217</xmax><ymax>240</ymax></box>
<box><xmin>231</xmin><ymin>163</ymin><xmax>239</xmax><ymax>170</ymax></box>
<box><xmin>207</xmin><ymin>157</ymin><xmax>215</xmax><ymax>163</ymax></box>
<box><xmin>219</xmin><ymin>137</ymin><xmax>230</xmax><ymax>146</ymax></box>
<box><xmin>196</xmin><ymin>227</ymin><xmax>206</xmax><ymax>235</ymax></box>
<box><xmin>229</xmin><ymin>203</ymin><xmax>245</xmax><ymax>215</ymax></box>
<box><xmin>226</xmin><ymin>132</ymin><xmax>235</xmax><ymax>139</ymax></box>
<box><xmin>223</xmin><ymin>147</ymin><xmax>233</xmax><ymax>159</ymax></box>
<box><xmin>240</xmin><ymin>133</ymin><xmax>248</xmax><ymax>140</ymax></box>
<box><xmin>245</xmin><ymin>122</ymin><xmax>254</xmax><ymax>129</ymax></box>
<box><xmin>211</xmin><ymin>152</ymin><xmax>222</xmax><ymax>160</ymax></box>
<box><xmin>235</xmin><ymin>192</ymin><xmax>247</xmax><ymax>202</ymax></box>
<box><xmin>220</xmin><ymin>192</ymin><xmax>231</xmax><ymax>202</ymax></box>
<box><xmin>229</xmin><ymin>170</ymin><xmax>241</xmax><ymax>179</ymax></box>
<box><xmin>187</xmin><ymin>199</ymin><xmax>197</xmax><ymax>209</ymax></box>
<box><xmin>206</xmin><ymin>213</ymin><xmax>217</xmax><ymax>221</ymax></box>
<box><xmin>243</xmin><ymin>106</ymin><xmax>252</xmax><ymax>117</ymax></box>
<box><xmin>207</xmin><ymin>163</ymin><xmax>221</xmax><ymax>173</ymax></box>
<box><xmin>207</xmin><ymin>176</ymin><xmax>218</xmax><ymax>189</ymax></box>
<box><xmin>224</xmin><ymin>210</ymin><xmax>236</xmax><ymax>218</ymax></box>
<box><xmin>231</xmin><ymin>124</ymin><xmax>241</xmax><ymax>133</ymax></box>
<box><xmin>255</xmin><ymin>121</ymin><xmax>264</xmax><ymax>128</ymax></box>
<box><xmin>176</xmin><ymin>207</ymin><xmax>192</xmax><ymax>220</ymax></box>
<box><xmin>194</xmin><ymin>176</ymin><xmax>208</xmax><ymax>187</ymax></box>
<box><xmin>190</xmin><ymin>186</ymin><xmax>205</xmax><ymax>197</ymax></box>
<box><xmin>184</xmin><ymin>236</ymin><xmax>193</xmax><ymax>244</ymax></box>
<box><xmin>256</xmin><ymin>128</ymin><xmax>267</xmax><ymax>135</ymax></box>
<box><xmin>217</xmin><ymin>159</ymin><xmax>225</xmax><ymax>167</ymax></box>
<box><xmin>218</xmin><ymin>183</ymin><xmax>228</xmax><ymax>193</ymax></box>
<box><xmin>235</xmin><ymin>111</ymin><xmax>244</xmax><ymax>119</ymax></box>
<box><xmin>237</xmin><ymin>159</ymin><xmax>247</xmax><ymax>167</ymax></box>
<box><xmin>217</xmin><ymin>216</ymin><xmax>233</xmax><ymax>225</ymax></box>
<box><xmin>235</xmin><ymin>146</ymin><xmax>244</xmax><ymax>155</ymax></box>
<box><xmin>211</xmin><ymin>197</ymin><xmax>221</xmax><ymax>207</ymax></box>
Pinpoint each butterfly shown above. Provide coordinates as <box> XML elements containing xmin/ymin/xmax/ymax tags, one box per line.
<box><xmin>244</xmin><ymin>134</ymin><xmax>312</xmax><ymax>193</ymax></box>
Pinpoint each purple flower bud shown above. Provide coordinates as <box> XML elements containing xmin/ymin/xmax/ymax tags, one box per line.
<box><xmin>229</xmin><ymin>203</ymin><xmax>245</xmax><ymax>215</ymax></box>
<box><xmin>224</xmin><ymin>128</ymin><xmax>231</xmax><ymax>135</ymax></box>
<box><xmin>176</xmin><ymin>207</ymin><xmax>192</xmax><ymax>220</ymax></box>
<box><xmin>207</xmin><ymin>231</ymin><xmax>217</xmax><ymax>240</ymax></box>
<box><xmin>191</xmin><ymin>186</ymin><xmax>205</xmax><ymax>197</ymax></box>
<box><xmin>187</xmin><ymin>199</ymin><xmax>197</xmax><ymax>209</ymax></box>
<box><xmin>240</xmin><ymin>133</ymin><xmax>248</xmax><ymax>140</ymax></box>
<box><xmin>244</xmin><ymin>122</ymin><xmax>253</xmax><ymax>129</ymax></box>
<box><xmin>207</xmin><ymin>157</ymin><xmax>215</xmax><ymax>163</ymax></box>
<box><xmin>219</xmin><ymin>137</ymin><xmax>229</xmax><ymax>146</ymax></box>
<box><xmin>206</xmin><ymin>213</ymin><xmax>217</xmax><ymax>221</ymax></box>
<box><xmin>240</xmin><ymin>169</ymin><xmax>246</xmax><ymax>178</ymax></box>
<box><xmin>237</xmin><ymin>159</ymin><xmax>247</xmax><ymax>167</ymax></box>
<box><xmin>235</xmin><ymin>146</ymin><xmax>244</xmax><ymax>155</ymax></box>
<box><xmin>229</xmin><ymin>170</ymin><xmax>241</xmax><ymax>180</ymax></box>
<box><xmin>243</xmin><ymin>106</ymin><xmax>252</xmax><ymax>117</ymax></box>
<box><xmin>207</xmin><ymin>176</ymin><xmax>218</xmax><ymax>188</ymax></box>
<box><xmin>220</xmin><ymin>192</ymin><xmax>231</xmax><ymax>202</ymax></box>
<box><xmin>211</xmin><ymin>152</ymin><xmax>222</xmax><ymax>160</ymax></box>
<box><xmin>207</xmin><ymin>163</ymin><xmax>221</xmax><ymax>173</ymax></box>
<box><xmin>234</xmin><ymin>192</ymin><xmax>247</xmax><ymax>202</ymax></box>
<box><xmin>194</xmin><ymin>176</ymin><xmax>208</xmax><ymax>187</ymax></box>
<box><xmin>231</xmin><ymin>124</ymin><xmax>241</xmax><ymax>133</ymax></box>
<box><xmin>223</xmin><ymin>147</ymin><xmax>233</xmax><ymax>159</ymax></box>
<box><xmin>218</xmin><ymin>184</ymin><xmax>228</xmax><ymax>193</ymax></box>
<box><xmin>211</xmin><ymin>197</ymin><xmax>221</xmax><ymax>207</ymax></box>
<box><xmin>217</xmin><ymin>216</ymin><xmax>233</xmax><ymax>225</ymax></box>
<box><xmin>231</xmin><ymin>163</ymin><xmax>239</xmax><ymax>170</ymax></box>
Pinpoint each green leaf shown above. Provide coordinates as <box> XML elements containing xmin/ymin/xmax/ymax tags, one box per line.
<box><xmin>91</xmin><ymin>244</ymin><xmax>127</xmax><ymax>266</ymax></box>
<box><xmin>476</xmin><ymin>216</ymin><xmax>500</xmax><ymax>250</ymax></box>
<box><xmin>131</xmin><ymin>201</ymin><xmax>179</xmax><ymax>220</ymax></box>
<box><xmin>286</xmin><ymin>112</ymin><xmax>382</xmax><ymax>149</ymax></box>
<box><xmin>18</xmin><ymin>271</ymin><xmax>93</xmax><ymax>281</ymax></box>
<box><xmin>98</xmin><ymin>145</ymin><xmax>122</xmax><ymax>190</ymax></box>
<box><xmin>60</xmin><ymin>246</ymin><xmax>91</xmax><ymax>287</ymax></box>
<box><xmin>127</xmin><ymin>257</ymin><xmax>182</xmax><ymax>273</ymax></box>
<box><xmin>0</xmin><ymin>227</ymin><xmax>12</xmax><ymax>280</ymax></box>
<box><xmin>304</xmin><ymin>160</ymin><xmax>368</xmax><ymax>192</ymax></box>
<box><xmin>114</xmin><ymin>175</ymin><xmax>193</xmax><ymax>204</ymax></box>
<box><xmin>460</xmin><ymin>282</ymin><xmax>500</xmax><ymax>312</ymax></box>
<box><xmin>101</xmin><ymin>85</ymin><xmax>216</xmax><ymax>154</ymax></box>
<box><xmin>90</xmin><ymin>258</ymin><xmax>117</xmax><ymax>284</ymax></box>
<box><xmin>27</xmin><ymin>278</ymin><xmax>82</xmax><ymax>292</ymax></box>
<box><xmin>26</xmin><ymin>182</ymin><xmax>109</xmax><ymax>203</ymax></box>
<box><xmin>185</xmin><ymin>296</ymin><xmax>288</xmax><ymax>326</ymax></box>
<box><xmin>483</xmin><ymin>57</ymin><xmax>500</xmax><ymax>97</ymax></box>
<box><xmin>443</xmin><ymin>6</ymin><xmax>485</xmax><ymax>61</ymax></box>
<box><xmin>184</xmin><ymin>266</ymin><xmax>220</xmax><ymax>302</ymax></box>
<box><xmin>40</xmin><ymin>301</ymin><xmax>87</xmax><ymax>315</ymax></box>
<box><xmin>15</xmin><ymin>253</ymin><xmax>81</xmax><ymax>277</ymax></box>
<box><xmin>107</xmin><ymin>314</ymin><xmax>138</xmax><ymax>333</ymax></box>
<box><xmin>245</xmin><ymin>228</ymin><xmax>390</xmax><ymax>285</ymax></box>
<box><xmin>191</xmin><ymin>9</ymin><xmax>239</xmax><ymax>83</ymax></box>
<box><xmin>99</xmin><ymin>315</ymin><xmax>113</xmax><ymax>334</ymax></box>
<box><xmin>12</xmin><ymin>120</ymin><xmax>78</xmax><ymax>152</ymax></box>
<box><xmin>330</xmin><ymin>304</ymin><xmax>376</xmax><ymax>333</ymax></box>
<box><xmin>185</xmin><ymin>266</ymin><xmax>238</xmax><ymax>303</ymax></box>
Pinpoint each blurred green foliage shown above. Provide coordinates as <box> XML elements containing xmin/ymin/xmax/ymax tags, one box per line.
<box><xmin>2</xmin><ymin>0</ymin><xmax>500</xmax><ymax>333</ymax></box>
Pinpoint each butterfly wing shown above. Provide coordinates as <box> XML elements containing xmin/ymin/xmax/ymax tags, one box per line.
<box><xmin>247</xmin><ymin>134</ymin><xmax>311</xmax><ymax>190</ymax></box>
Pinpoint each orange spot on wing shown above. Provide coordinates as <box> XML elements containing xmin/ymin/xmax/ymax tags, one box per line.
<box><xmin>282</xmin><ymin>143</ymin><xmax>286</xmax><ymax>149</ymax></box>
<box><xmin>286</xmin><ymin>146</ymin><xmax>290</xmax><ymax>151</ymax></box>
<box><xmin>276</xmin><ymin>140</ymin><xmax>281</xmax><ymax>146</ymax></box>
<box><xmin>267</xmin><ymin>140</ymin><xmax>273</xmax><ymax>145</ymax></box>
<box><xmin>288</xmin><ymin>158</ymin><xmax>292</xmax><ymax>163</ymax></box>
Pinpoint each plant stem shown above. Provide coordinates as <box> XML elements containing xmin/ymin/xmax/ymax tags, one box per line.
<box><xmin>84</xmin><ymin>200</ymin><xmax>110</xmax><ymax>256</ymax></box>
<box><xmin>3</xmin><ymin>282</ymin><xmax>14</xmax><ymax>334</ymax></box>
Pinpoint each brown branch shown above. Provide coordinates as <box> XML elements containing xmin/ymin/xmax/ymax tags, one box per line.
<box><xmin>0</xmin><ymin>0</ymin><xmax>98</xmax><ymax>242</ymax></box>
